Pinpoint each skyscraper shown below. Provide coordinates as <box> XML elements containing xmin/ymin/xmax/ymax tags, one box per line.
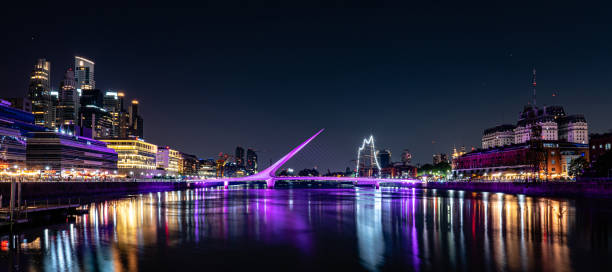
<box><xmin>28</xmin><ymin>58</ymin><xmax>52</xmax><ymax>127</ymax></box>
<box><xmin>246</xmin><ymin>148</ymin><xmax>258</xmax><ymax>173</ymax></box>
<box><xmin>58</xmin><ymin>68</ymin><xmax>80</xmax><ymax>126</ymax></box>
<box><xmin>235</xmin><ymin>146</ymin><xmax>245</xmax><ymax>166</ymax></box>
<box><xmin>79</xmin><ymin>89</ymin><xmax>113</xmax><ymax>138</ymax></box>
<box><xmin>129</xmin><ymin>100</ymin><xmax>144</xmax><ymax>138</ymax></box>
<box><xmin>74</xmin><ymin>56</ymin><xmax>95</xmax><ymax>90</ymax></box>
<box><xmin>103</xmin><ymin>91</ymin><xmax>121</xmax><ymax>137</ymax></box>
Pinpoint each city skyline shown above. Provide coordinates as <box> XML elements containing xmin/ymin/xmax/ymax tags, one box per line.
<box><xmin>2</xmin><ymin>5</ymin><xmax>612</xmax><ymax>170</ymax></box>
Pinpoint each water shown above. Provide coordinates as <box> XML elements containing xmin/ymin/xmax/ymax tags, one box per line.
<box><xmin>1</xmin><ymin>187</ymin><xmax>611</xmax><ymax>271</ymax></box>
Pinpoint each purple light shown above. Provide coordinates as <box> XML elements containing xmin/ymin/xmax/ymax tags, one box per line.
<box><xmin>196</xmin><ymin>129</ymin><xmax>422</xmax><ymax>186</ymax></box>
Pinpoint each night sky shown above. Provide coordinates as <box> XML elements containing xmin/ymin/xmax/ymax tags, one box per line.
<box><xmin>1</xmin><ymin>3</ymin><xmax>612</xmax><ymax>171</ymax></box>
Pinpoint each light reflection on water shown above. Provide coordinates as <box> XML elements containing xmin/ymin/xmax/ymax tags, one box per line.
<box><xmin>1</xmin><ymin>187</ymin><xmax>611</xmax><ymax>271</ymax></box>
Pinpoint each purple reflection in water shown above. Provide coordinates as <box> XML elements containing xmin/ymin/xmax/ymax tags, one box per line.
<box><xmin>1</xmin><ymin>188</ymin><xmax>612</xmax><ymax>271</ymax></box>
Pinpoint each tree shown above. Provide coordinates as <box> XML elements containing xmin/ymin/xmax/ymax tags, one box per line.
<box><xmin>593</xmin><ymin>151</ymin><xmax>612</xmax><ymax>177</ymax></box>
<box><xmin>568</xmin><ymin>157</ymin><xmax>588</xmax><ymax>177</ymax></box>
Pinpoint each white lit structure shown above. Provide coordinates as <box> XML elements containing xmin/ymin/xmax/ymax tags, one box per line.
<box><xmin>482</xmin><ymin>124</ymin><xmax>515</xmax><ymax>149</ymax></box>
<box><xmin>356</xmin><ymin>135</ymin><xmax>382</xmax><ymax>177</ymax></box>
<box><xmin>74</xmin><ymin>56</ymin><xmax>95</xmax><ymax>90</ymax></box>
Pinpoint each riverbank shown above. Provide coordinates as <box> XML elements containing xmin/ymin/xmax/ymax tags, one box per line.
<box><xmin>0</xmin><ymin>181</ymin><xmax>229</xmax><ymax>206</ymax></box>
<box><xmin>409</xmin><ymin>181</ymin><xmax>612</xmax><ymax>199</ymax></box>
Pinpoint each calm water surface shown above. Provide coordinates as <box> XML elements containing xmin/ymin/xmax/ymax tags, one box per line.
<box><xmin>1</xmin><ymin>188</ymin><xmax>611</xmax><ymax>271</ymax></box>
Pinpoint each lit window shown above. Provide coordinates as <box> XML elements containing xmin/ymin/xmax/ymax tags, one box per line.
<box><xmin>606</xmin><ymin>143</ymin><xmax>611</xmax><ymax>150</ymax></box>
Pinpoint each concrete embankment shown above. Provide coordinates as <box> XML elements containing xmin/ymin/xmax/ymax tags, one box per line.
<box><xmin>0</xmin><ymin>181</ymin><xmax>206</xmax><ymax>203</ymax></box>
<box><xmin>413</xmin><ymin>181</ymin><xmax>612</xmax><ymax>198</ymax></box>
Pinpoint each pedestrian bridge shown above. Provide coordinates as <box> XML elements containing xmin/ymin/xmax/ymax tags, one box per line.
<box><xmin>191</xmin><ymin>129</ymin><xmax>422</xmax><ymax>188</ymax></box>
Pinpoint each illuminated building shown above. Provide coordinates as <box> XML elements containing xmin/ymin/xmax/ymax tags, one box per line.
<box><xmin>103</xmin><ymin>91</ymin><xmax>121</xmax><ymax>137</ymax></box>
<box><xmin>101</xmin><ymin>138</ymin><xmax>158</xmax><ymax>177</ymax></box>
<box><xmin>483</xmin><ymin>71</ymin><xmax>588</xmax><ymax>147</ymax></box>
<box><xmin>74</xmin><ymin>56</ymin><xmax>95</xmax><ymax>90</ymax></box>
<box><xmin>356</xmin><ymin>136</ymin><xmax>381</xmax><ymax>177</ymax></box>
<box><xmin>79</xmin><ymin>89</ymin><xmax>113</xmax><ymax>138</ymax></box>
<box><xmin>0</xmin><ymin>100</ymin><xmax>45</xmax><ymax>169</ymax></box>
<box><xmin>433</xmin><ymin>153</ymin><xmax>449</xmax><ymax>164</ymax></box>
<box><xmin>558</xmin><ymin>115</ymin><xmax>588</xmax><ymax>144</ymax></box>
<box><xmin>57</xmin><ymin>68</ymin><xmax>80</xmax><ymax>126</ymax></box>
<box><xmin>514</xmin><ymin>106</ymin><xmax>559</xmax><ymax>144</ymax></box>
<box><xmin>27</xmin><ymin>131</ymin><xmax>118</xmax><ymax>174</ymax></box>
<box><xmin>235</xmin><ymin>146</ymin><xmax>245</xmax><ymax>166</ymax></box>
<box><xmin>129</xmin><ymin>100</ymin><xmax>143</xmax><ymax>138</ymax></box>
<box><xmin>452</xmin><ymin>141</ymin><xmax>588</xmax><ymax>180</ymax></box>
<box><xmin>198</xmin><ymin>158</ymin><xmax>216</xmax><ymax>178</ymax></box>
<box><xmin>246</xmin><ymin>148</ymin><xmax>258</xmax><ymax>174</ymax></box>
<box><xmin>28</xmin><ymin>58</ymin><xmax>53</xmax><ymax>128</ymax></box>
<box><xmin>156</xmin><ymin>146</ymin><xmax>180</xmax><ymax>176</ymax></box>
<box><xmin>452</xmin><ymin>146</ymin><xmax>467</xmax><ymax>159</ymax></box>
<box><xmin>179</xmin><ymin>152</ymin><xmax>199</xmax><ymax>176</ymax></box>
<box><xmin>482</xmin><ymin>124</ymin><xmax>515</xmax><ymax>149</ymax></box>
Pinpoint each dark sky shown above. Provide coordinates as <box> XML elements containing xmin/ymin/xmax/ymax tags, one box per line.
<box><xmin>1</xmin><ymin>3</ymin><xmax>612</xmax><ymax>171</ymax></box>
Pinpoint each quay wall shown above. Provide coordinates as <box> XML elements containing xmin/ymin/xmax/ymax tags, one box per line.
<box><xmin>0</xmin><ymin>181</ymin><xmax>195</xmax><ymax>201</ymax></box>
<box><xmin>415</xmin><ymin>181</ymin><xmax>612</xmax><ymax>198</ymax></box>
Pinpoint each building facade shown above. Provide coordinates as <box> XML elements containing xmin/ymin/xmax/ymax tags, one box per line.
<box><xmin>482</xmin><ymin>124</ymin><xmax>515</xmax><ymax>149</ymax></box>
<box><xmin>26</xmin><ymin>132</ymin><xmax>118</xmax><ymax>175</ymax></box>
<box><xmin>246</xmin><ymin>148</ymin><xmax>258</xmax><ymax>174</ymax></box>
<box><xmin>101</xmin><ymin>138</ymin><xmax>158</xmax><ymax>177</ymax></box>
<box><xmin>57</xmin><ymin>68</ymin><xmax>80</xmax><ymax>127</ymax></box>
<box><xmin>179</xmin><ymin>152</ymin><xmax>199</xmax><ymax>176</ymax></box>
<box><xmin>28</xmin><ymin>58</ymin><xmax>53</xmax><ymax>128</ymax></box>
<box><xmin>75</xmin><ymin>56</ymin><xmax>95</xmax><ymax>90</ymax></box>
<box><xmin>452</xmin><ymin>141</ymin><xmax>588</xmax><ymax>180</ymax></box>
<box><xmin>0</xmin><ymin>100</ymin><xmax>47</xmax><ymax>170</ymax></box>
<box><xmin>483</xmin><ymin>105</ymin><xmax>588</xmax><ymax>148</ymax></box>
<box><xmin>156</xmin><ymin>146</ymin><xmax>180</xmax><ymax>176</ymax></box>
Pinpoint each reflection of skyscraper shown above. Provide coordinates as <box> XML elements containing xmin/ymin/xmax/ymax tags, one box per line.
<box><xmin>75</xmin><ymin>56</ymin><xmax>95</xmax><ymax>90</ymax></box>
<box><xmin>28</xmin><ymin>58</ymin><xmax>52</xmax><ymax>127</ymax></box>
<box><xmin>356</xmin><ymin>136</ymin><xmax>381</xmax><ymax>177</ymax></box>
<box><xmin>235</xmin><ymin>146</ymin><xmax>245</xmax><ymax>166</ymax></box>
<box><xmin>246</xmin><ymin>148</ymin><xmax>257</xmax><ymax>173</ymax></box>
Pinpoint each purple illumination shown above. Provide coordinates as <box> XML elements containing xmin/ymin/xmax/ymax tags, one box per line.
<box><xmin>196</xmin><ymin>129</ymin><xmax>421</xmax><ymax>187</ymax></box>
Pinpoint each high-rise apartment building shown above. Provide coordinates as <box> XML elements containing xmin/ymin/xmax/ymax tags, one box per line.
<box><xmin>75</xmin><ymin>56</ymin><xmax>95</xmax><ymax>90</ymax></box>
<box><xmin>129</xmin><ymin>100</ymin><xmax>143</xmax><ymax>138</ymax></box>
<box><xmin>235</xmin><ymin>146</ymin><xmax>245</xmax><ymax>166</ymax></box>
<box><xmin>28</xmin><ymin>58</ymin><xmax>53</xmax><ymax>128</ymax></box>
<box><xmin>246</xmin><ymin>148</ymin><xmax>258</xmax><ymax>173</ymax></box>
<box><xmin>79</xmin><ymin>89</ymin><xmax>113</xmax><ymax>138</ymax></box>
<box><xmin>103</xmin><ymin>91</ymin><xmax>121</xmax><ymax>137</ymax></box>
<box><xmin>58</xmin><ymin>68</ymin><xmax>80</xmax><ymax>126</ymax></box>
